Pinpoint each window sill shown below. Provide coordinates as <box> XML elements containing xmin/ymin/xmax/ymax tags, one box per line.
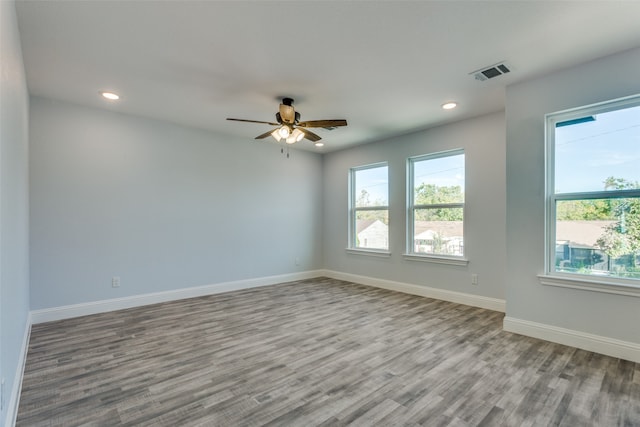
<box><xmin>345</xmin><ymin>248</ymin><xmax>392</xmax><ymax>258</ymax></box>
<box><xmin>538</xmin><ymin>274</ymin><xmax>640</xmax><ymax>298</ymax></box>
<box><xmin>402</xmin><ymin>253</ymin><xmax>469</xmax><ymax>266</ymax></box>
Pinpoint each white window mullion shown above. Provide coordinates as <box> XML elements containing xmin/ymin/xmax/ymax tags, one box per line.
<box><xmin>555</xmin><ymin>189</ymin><xmax>640</xmax><ymax>201</ymax></box>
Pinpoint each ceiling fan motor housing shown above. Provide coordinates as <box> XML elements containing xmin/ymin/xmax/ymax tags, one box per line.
<box><xmin>279</xmin><ymin>103</ymin><xmax>296</xmax><ymax>124</ymax></box>
<box><xmin>275</xmin><ymin>112</ymin><xmax>300</xmax><ymax>125</ymax></box>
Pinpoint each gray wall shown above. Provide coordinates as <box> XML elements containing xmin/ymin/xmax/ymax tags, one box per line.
<box><xmin>323</xmin><ymin>112</ymin><xmax>506</xmax><ymax>300</ymax></box>
<box><xmin>29</xmin><ymin>97</ymin><xmax>323</xmax><ymax>309</ymax></box>
<box><xmin>0</xmin><ymin>0</ymin><xmax>30</xmax><ymax>421</ymax></box>
<box><xmin>505</xmin><ymin>47</ymin><xmax>640</xmax><ymax>343</ymax></box>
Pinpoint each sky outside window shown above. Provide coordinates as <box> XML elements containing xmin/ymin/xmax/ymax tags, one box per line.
<box><xmin>354</xmin><ymin>165</ymin><xmax>388</xmax><ymax>207</ymax></box>
<box><xmin>413</xmin><ymin>154</ymin><xmax>465</xmax><ymax>198</ymax></box>
<box><xmin>555</xmin><ymin>105</ymin><xmax>640</xmax><ymax>193</ymax></box>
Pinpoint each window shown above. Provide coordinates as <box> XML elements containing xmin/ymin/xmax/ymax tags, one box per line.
<box><xmin>407</xmin><ymin>150</ymin><xmax>465</xmax><ymax>258</ymax></box>
<box><xmin>546</xmin><ymin>95</ymin><xmax>640</xmax><ymax>285</ymax></box>
<box><xmin>349</xmin><ymin>163</ymin><xmax>389</xmax><ymax>251</ymax></box>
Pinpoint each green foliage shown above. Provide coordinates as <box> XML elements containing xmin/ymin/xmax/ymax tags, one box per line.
<box><xmin>556</xmin><ymin>199</ymin><xmax>613</xmax><ymax>220</ymax></box>
<box><xmin>355</xmin><ymin>190</ymin><xmax>389</xmax><ymax>223</ymax></box>
<box><xmin>414</xmin><ymin>184</ymin><xmax>463</xmax><ymax>221</ymax></box>
<box><xmin>356</xmin><ymin>189</ymin><xmax>372</xmax><ymax>207</ymax></box>
<box><xmin>356</xmin><ymin>209</ymin><xmax>388</xmax><ymax>224</ymax></box>
<box><xmin>431</xmin><ymin>233</ymin><xmax>446</xmax><ymax>253</ymax></box>
<box><xmin>597</xmin><ymin>198</ymin><xmax>640</xmax><ymax>258</ymax></box>
<box><xmin>604</xmin><ymin>177</ymin><xmax>640</xmax><ymax>190</ymax></box>
<box><xmin>595</xmin><ymin>177</ymin><xmax>640</xmax><ymax>260</ymax></box>
<box><xmin>415</xmin><ymin>183</ymin><xmax>463</xmax><ymax>205</ymax></box>
<box><xmin>557</xmin><ymin>177</ymin><xmax>640</xmax><ymax>221</ymax></box>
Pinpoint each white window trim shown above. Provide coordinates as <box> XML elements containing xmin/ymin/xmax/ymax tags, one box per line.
<box><xmin>346</xmin><ymin>248</ymin><xmax>392</xmax><ymax>258</ymax></box>
<box><xmin>407</xmin><ymin>148</ymin><xmax>466</xmax><ymax>260</ymax></box>
<box><xmin>544</xmin><ymin>94</ymin><xmax>640</xmax><ymax>293</ymax></box>
<box><xmin>348</xmin><ymin>162</ymin><xmax>390</xmax><ymax>252</ymax></box>
<box><xmin>538</xmin><ymin>273</ymin><xmax>640</xmax><ymax>298</ymax></box>
<box><xmin>402</xmin><ymin>253</ymin><xmax>469</xmax><ymax>266</ymax></box>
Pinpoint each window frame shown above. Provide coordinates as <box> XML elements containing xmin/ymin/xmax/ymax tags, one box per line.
<box><xmin>347</xmin><ymin>162</ymin><xmax>391</xmax><ymax>256</ymax></box>
<box><xmin>543</xmin><ymin>94</ymin><xmax>640</xmax><ymax>295</ymax></box>
<box><xmin>405</xmin><ymin>149</ymin><xmax>467</xmax><ymax>265</ymax></box>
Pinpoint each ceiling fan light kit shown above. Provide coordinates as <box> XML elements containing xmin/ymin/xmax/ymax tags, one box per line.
<box><xmin>278</xmin><ymin>126</ymin><xmax>290</xmax><ymax>139</ymax></box>
<box><xmin>227</xmin><ymin>98</ymin><xmax>347</xmax><ymax>150</ymax></box>
<box><xmin>270</xmin><ymin>128</ymin><xmax>282</xmax><ymax>142</ymax></box>
<box><xmin>288</xmin><ymin>128</ymin><xmax>305</xmax><ymax>144</ymax></box>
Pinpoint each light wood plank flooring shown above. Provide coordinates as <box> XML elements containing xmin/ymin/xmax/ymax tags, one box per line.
<box><xmin>17</xmin><ymin>277</ymin><xmax>640</xmax><ymax>426</ymax></box>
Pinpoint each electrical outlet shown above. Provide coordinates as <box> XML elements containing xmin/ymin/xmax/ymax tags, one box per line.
<box><xmin>112</xmin><ymin>276</ymin><xmax>121</xmax><ymax>288</ymax></box>
<box><xmin>295</xmin><ymin>257</ymin><xmax>300</xmax><ymax>266</ymax></box>
<box><xmin>471</xmin><ymin>274</ymin><xmax>478</xmax><ymax>285</ymax></box>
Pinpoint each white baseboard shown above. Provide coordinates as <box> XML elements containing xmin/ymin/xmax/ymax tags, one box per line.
<box><xmin>503</xmin><ymin>316</ymin><xmax>640</xmax><ymax>363</ymax></box>
<box><xmin>29</xmin><ymin>269</ymin><xmax>505</xmax><ymax>325</ymax></box>
<box><xmin>320</xmin><ymin>269</ymin><xmax>506</xmax><ymax>312</ymax></box>
<box><xmin>30</xmin><ymin>270</ymin><xmax>324</xmax><ymax>324</ymax></box>
<box><xmin>4</xmin><ymin>312</ymin><xmax>31</xmax><ymax>427</ymax></box>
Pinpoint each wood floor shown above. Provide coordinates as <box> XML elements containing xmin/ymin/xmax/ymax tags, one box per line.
<box><xmin>17</xmin><ymin>277</ymin><xmax>640</xmax><ymax>426</ymax></box>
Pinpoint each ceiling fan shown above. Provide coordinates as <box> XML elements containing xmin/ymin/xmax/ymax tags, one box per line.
<box><xmin>227</xmin><ymin>98</ymin><xmax>347</xmax><ymax>147</ymax></box>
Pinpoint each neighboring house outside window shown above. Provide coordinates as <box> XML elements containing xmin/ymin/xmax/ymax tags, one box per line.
<box><xmin>545</xmin><ymin>95</ymin><xmax>640</xmax><ymax>286</ymax></box>
<box><xmin>407</xmin><ymin>149</ymin><xmax>465</xmax><ymax>259</ymax></box>
<box><xmin>349</xmin><ymin>163</ymin><xmax>389</xmax><ymax>251</ymax></box>
<box><xmin>356</xmin><ymin>219</ymin><xmax>388</xmax><ymax>250</ymax></box>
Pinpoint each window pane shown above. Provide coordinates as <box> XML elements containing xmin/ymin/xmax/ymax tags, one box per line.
<box><xmin>414</xmin><ymin>208</ymin><xmax>463</xmax><ymax>255</ymax></box>
<box><xmin>555</xmin><ymin>198</ymin><xmax>640</xmax><ymax>279</ymax></box>
<box><xmin>413</xmin><ymin>154</ymin><xmax>464</xmax><ymax>204</ymax></box>
<box><xmin>555</xmin><ymin>105</ymin><xmax>640</xmax><ymax>194</ymax></box>
<box><xmin>355</xmin><ymin>210</ymin><xmax>389</xmax><ymax>249</ymax></box>
<box><xmin>354</xmin><ymin>165</ymin><xmax>388</xmax><ymax>207</ymax></box>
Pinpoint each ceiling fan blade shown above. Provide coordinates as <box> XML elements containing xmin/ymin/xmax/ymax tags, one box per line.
<box><xmin>279</xmin><ymin>104</ymin><xmax>296</xmax><ymax>124</ymax></box>
<box><xmin>297</xmin><ymin>119</ymin><xmax>348</xmax><ymax>129</ymax></box>
<box><xmin>255</xmin><ymin>129</ymin><xmax>276</xmax><ymax>139</ymax></box>
<box><xmin>227</xmin><ymin>118</ymin><xmax>279</xmax><ymax>126</ymax></box>
<box><xmin>299</xmin><ymin>128</ymin><xmax>322</xmax><ymax>142</ymax></box>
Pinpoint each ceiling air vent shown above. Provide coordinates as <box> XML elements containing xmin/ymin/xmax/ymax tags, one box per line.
<box><xmin>471</xmin><ymin>62</ymin><xmax>512</xmax><ymax>82</ymax></box>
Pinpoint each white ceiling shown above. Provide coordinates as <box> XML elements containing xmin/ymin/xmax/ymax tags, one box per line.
<box><xmin>15</xmin><ymin>1</ymin><xmax>640</xmax><ymax>152</ymax></box>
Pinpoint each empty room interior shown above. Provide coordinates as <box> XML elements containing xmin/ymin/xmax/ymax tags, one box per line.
<box><xmin>2</xmin><ymin>1</ymin><xmax>640</xmax><ymax>426</ymax></box>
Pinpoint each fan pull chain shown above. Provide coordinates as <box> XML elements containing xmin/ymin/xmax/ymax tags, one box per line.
<box><xmin>280</xmin><ymin>145</ymin><xmax>290</xmax><ymax>158</ymax></box>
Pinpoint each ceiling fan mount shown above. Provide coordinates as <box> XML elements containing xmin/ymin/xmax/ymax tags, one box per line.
<box><xmin>227</xmin><ymin>98</ymin><xmax>347</xmax><ymax>146</ymax></box>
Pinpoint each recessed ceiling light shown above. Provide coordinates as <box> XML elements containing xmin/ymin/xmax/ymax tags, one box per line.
<box><xmin>315</xmin><ymin>142</ymin><xmax>324</xmax><ymax>147</ymax></box>
<box><xmin>100</xmin><ymin>91</ymin><xmax>120</xmax><ymax>100</ymax></box>
<box><xmin>441</xmin><ymin>102</ymin><xmax>457</xmax><ymax>110</ymax></box>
